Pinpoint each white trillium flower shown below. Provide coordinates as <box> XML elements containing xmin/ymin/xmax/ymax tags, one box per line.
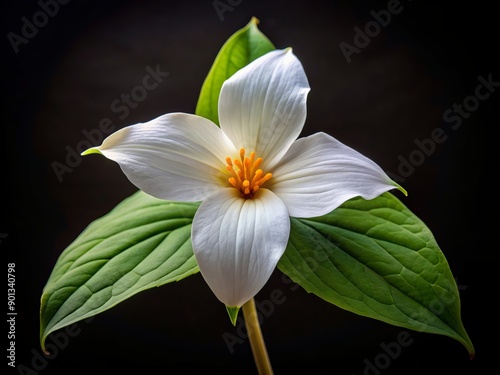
<box><xmin>83</xmin><ymin>49</ymin><xmax>406</xmax><ymax>308</ymax></box>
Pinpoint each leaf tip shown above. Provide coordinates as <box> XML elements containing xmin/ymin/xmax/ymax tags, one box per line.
<box><xmin>249</xmin><ymin>16</ymin><xmax>260</xmax><ymax>26</ymax></box>
<box><xmin>226</xmin><ymin>306</ymin><xmax>240</xmax><ymax>325</ymax></box>
<box><xmin>40</xmin><ymin>334</ymin><xmax>49</xmax><ymax>355</ymax></box>
<box><xmin>464</xmin><ymin>338</ymin><xmax>475</xmax><ymax>360</ymax></box>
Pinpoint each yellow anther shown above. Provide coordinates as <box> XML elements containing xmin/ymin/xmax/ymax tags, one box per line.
<box><xmin>228</xmin><ymin>177</ymin><xmax>238</xmax><ymax>188</ymax></box>
<box><xmin>251</xmin><ymin>170</ymin><xmax>263</xmax><ymax>185</ymax></box>
<box><xmin>253</xmin><ymin>157</ymin><xmax>263</xmax><ymax>170</ymax></box>
<box><xmin>256</xmin><ymin>173</ymin><xmax>272</xmax><ymax>186</ymax></box>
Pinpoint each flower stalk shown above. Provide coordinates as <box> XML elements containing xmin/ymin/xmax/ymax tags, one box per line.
<box><xmin>242</xmin><ymin>298</ymin><xmax>274</xmax><ymax>375</ymax></box>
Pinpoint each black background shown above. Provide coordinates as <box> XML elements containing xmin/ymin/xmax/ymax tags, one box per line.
<box><xmin>2</xmin><ymin>0</ymin><xmax>497</xmax><ymax>374</ymax></box>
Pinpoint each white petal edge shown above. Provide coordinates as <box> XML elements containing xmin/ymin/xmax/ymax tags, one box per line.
<box><xmin>269</xmin><ymin>132</ymin><xmax>406</xmax><ymax>218</ymax></box>
<box><xmin>218</xmin><ymin>48</ymin><xmax>310</xmax><ymax>169</ymax></box>
<box><xmin>85</xmin><ymin>113</ymin><xmax>237</xmax><ymax>201</ymax></box>
<box><xmin>192</xmin><ymin>188</ymin><xmax>290</xmax><ymax>307</ymax></box>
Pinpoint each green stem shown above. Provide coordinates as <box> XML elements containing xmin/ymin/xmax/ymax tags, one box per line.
<box><xmin>242</xmin><ymin>298</ymin><xmax>274</xmax><ymax>375</ymax></box>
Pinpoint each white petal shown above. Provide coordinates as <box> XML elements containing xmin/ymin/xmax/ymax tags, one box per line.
<box><xmin>219</xmin><ymin>49</ymin><xmax>310</xmax><ymax>169</ymax></box>
<box><xmin>269</xmin><ymin>132</ymin><xmax>405</xmax><ymax>217</ymax></box>
<box><xmin>86</xmin><ymin>113</ymin><xmax>237</xmax><ymax>201</ymax></box>
<box><xmin>192</xmin><ymin>188</ymin><xmax>290</xmax><ymax>307</ymax></box>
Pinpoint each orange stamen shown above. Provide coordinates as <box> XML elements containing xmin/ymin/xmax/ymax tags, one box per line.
<box><xmin>225</xmin><ymin>148</ymin><xmax>272</xmax><ymax>198</ymax></box>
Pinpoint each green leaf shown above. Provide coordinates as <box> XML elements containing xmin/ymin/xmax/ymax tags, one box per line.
<box><xmin>40</xmin><ymin>191</ymin><xmax>200</xmax><ymax>351</ymax></box>
<box><xmin>278</xmin><ymin>192</ymin><xmax>474</xmax><ymax>356</ymax></box>
<box><xmin>195</xmin><ymin>17</ymin><xmax>275</xmax><ymax>124</ymax></box>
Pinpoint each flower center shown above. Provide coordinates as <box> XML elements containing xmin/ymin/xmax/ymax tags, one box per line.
<box><xmin>225</xmin><ymin>148</ymin><xmax>272</xmax><ymax>198</ymax></box>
